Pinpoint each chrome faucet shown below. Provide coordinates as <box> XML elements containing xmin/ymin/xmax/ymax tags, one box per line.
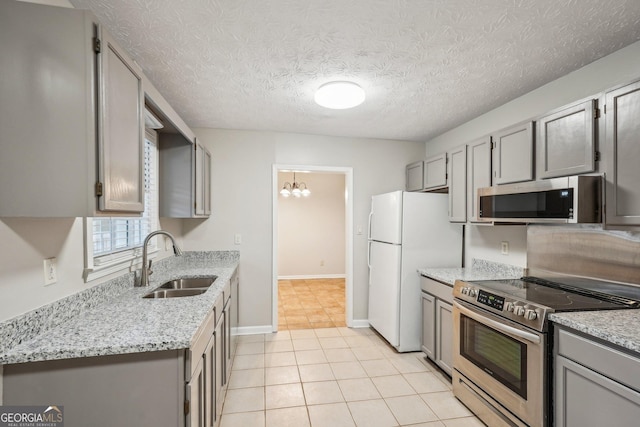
<box><xmin>139</xmin><ymin>230</ymin><xmax>183</xmax><ymax>286</ymax></box>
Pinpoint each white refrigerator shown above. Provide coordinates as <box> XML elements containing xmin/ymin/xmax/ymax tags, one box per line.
<box><xmin>368</xmin><ymin>191</ymin><xmax>462</xmax><ymax>352</ymax></box>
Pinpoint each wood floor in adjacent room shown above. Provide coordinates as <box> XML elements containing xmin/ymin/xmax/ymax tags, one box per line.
<box><xmin>278</xmin><ymin>278</ymin><xmax>346</xmax><ymax>330</ymax></box>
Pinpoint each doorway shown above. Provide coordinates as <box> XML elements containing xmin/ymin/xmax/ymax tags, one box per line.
<box><xmin>272</xmin><ymin>165</ymin><xmax>353</xmax><ymax>332</ymax></box>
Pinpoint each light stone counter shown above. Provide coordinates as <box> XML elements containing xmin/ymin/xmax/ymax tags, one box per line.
<box><xmin>0</xmin><ymin>251</ymin><xmax>238</xmax><ymax>365</ymax></box>
<box><xmin>549</xmin><ymin>310</ymin><xmax>640</xmax><ymax>354</ymax></box>
<box><xmin>418</xmin><ymin>258</ymin><xmax>525</xmax><ymax>286</ymax></box>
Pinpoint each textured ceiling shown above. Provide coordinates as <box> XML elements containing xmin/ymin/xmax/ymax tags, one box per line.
<box><xmin>69</xmin><ymin>0</ymin><xmax>640</xmax><ymax>142</ymax></box>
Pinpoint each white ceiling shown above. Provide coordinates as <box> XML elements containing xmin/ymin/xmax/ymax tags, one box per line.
<box><xmin>69</xmin><ymin>0</ymin><xmax>640</xmax><ymax>142</ymax></box>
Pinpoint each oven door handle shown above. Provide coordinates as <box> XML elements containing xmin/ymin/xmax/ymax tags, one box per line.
<box><xmin>453</xmin><ymin>301</ymin><xmax>542</xmax><ymax>344</ymax></box>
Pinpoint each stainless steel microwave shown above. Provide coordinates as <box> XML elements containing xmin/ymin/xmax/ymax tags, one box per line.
<box><xmin>477</xmin><ymin>175</ymin><xmax>602</xmax><ymax>224</ymax></box>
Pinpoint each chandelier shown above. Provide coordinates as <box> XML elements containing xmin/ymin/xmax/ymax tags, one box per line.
<box><xmin>280</xmin><ymin>172</ymin><xmax>310</xmax><ymax>198</ymax></box>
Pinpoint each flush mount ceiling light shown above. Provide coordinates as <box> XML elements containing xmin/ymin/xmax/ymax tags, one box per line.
<box><xmin>314</xmin><ymin>81</ymin><xmax>366</xmax><ymax>109</ymax></box>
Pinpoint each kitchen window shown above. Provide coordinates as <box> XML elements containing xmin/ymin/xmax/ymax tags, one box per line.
<box><xmin>83</xmin><ymin>129</ymin><xmax>159</xmax><ymax>281</ymax></box>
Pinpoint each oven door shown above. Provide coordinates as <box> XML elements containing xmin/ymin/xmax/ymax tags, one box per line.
<box><xmin>452</xmin><ymin>300</ymin><xmax>547</xmax><ymax>427</ymax></box>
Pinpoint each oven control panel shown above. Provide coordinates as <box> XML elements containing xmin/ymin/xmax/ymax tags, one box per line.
<box><xmin>476</xmin><ymin>290</ymin><xmax>504</xmax><ymax>310</ymax></box>
<box><xmin>453</xmin><ymin>280</ymin><xmax>547</xmax><ymax>331</ymax></box>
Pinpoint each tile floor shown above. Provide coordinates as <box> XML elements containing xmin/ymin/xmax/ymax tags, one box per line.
<box><xmin>278</xmin><ymin>279</ymin><xmax>346</xmax><ymax>330</ymax></box>
<box><xmin>220</xmin><ymin>327</ymin><xmax>484</xmax><ymax>427</ymax></box>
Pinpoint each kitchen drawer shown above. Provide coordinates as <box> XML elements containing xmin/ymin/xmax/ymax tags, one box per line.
<box><xmin>420</xmin><ymin>277</ymin><xmax>454</xmax><ymax>304</ymax></box>
<box><xmin>556</xmin><ymin>327</ymin><xmax>640</xmax><ymax>392</ymax></box>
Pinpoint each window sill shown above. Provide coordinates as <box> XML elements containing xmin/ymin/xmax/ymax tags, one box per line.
<box><xmin>84</xmin><ymin>247</ymin><xmax>159</xmax><ymax>283</ymax></box>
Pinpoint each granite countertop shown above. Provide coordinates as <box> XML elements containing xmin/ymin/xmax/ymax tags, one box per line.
<box><xmin>418</xmin><ymin>258</ymin><xmax>525</xmax><ymax>286</ymax></box>
<box><xmin>0</xmin><ymin>251</ymin><xmax>238</xmax><ymax>365</ymax></box>
<box><xmin>549</xmin><ymin>310</ymin><xmax>640</xmax><ymax>354</ymax></box>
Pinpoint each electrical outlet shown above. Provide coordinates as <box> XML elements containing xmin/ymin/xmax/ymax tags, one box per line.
<box><xmin>234</xmin><ymin>234</ymin><xmax>242</xmax><ymax>245</ymax></box>
<box><xmin>44</xmin><ymin>257</ymin><xmax>57</xmax><ymax>286</ymax></box>
<box><xmin>501</xmin><ymin>241</ymin><xmax>509</xmax><ymax>255</ymax></box>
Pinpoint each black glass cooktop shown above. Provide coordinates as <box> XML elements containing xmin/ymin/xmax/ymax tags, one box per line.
<box><xmin>467</xmin><ymin>276</ymin><xmax>640</xmax><ymax>312</ymax></box>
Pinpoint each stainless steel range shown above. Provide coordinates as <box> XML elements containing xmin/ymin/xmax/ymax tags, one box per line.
<box><xmin>452</xmin><ymin>276</ymin><xmax>640</xmax><ymax>427</ymax></box>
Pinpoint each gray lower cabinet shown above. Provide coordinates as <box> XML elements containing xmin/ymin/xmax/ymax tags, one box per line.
<box><xmin>604</xmin><ymin>80</ymin><xmax>640</xmax><ymax>225</ymax></box>
<box><xmin>2</xmin><ymin>296</ymin><xmax>233</xmax><ymax>427</ymax></box>
<box><xmin>467</xmin><ymin>136</ymin><xmax>492</xmax><ymax>222</ymax></box>
<box><xmin>421</xmin><ymin>292</ymin><xmax>436</xmax><ymax>359</ymax></box>
<box><xmin>3</xmin><ymin>350</ymin><xmax>186</xmax><ymax>427</ymax></box>
<box><xmin>0</xmin><ymin>0</ymin><xmax>145</xmax><ymax>217</ymax></box>
<box><xmin>447</xmin><ymin>145</ymin><xmax>467</xmax><ymax>223</ymax></box>
<box><xmin>435</xmin><ymin>299</ymin><xmax>454</xmax><ymax>375</ymax></box>
<box><xmin>554</xmin><ymin>327</ymin><xmax>640</xmax><ymax>427</ymax></box>
<box><xmin>420</xmin><ymin>277</ymin><xmax>454</xmax><ymax>376</ymax></box>
<box><xmin>536</xmin><ymin>99</ymin><xmax>597</xmax><ymax>179</ymax></box>
<box><xmin>492</xmin><ymin>121</ymin><xmax>534</xmax><ymax>185</ymax></box>
<box><xmin>186</xmin><ymin>356</ymin><xmax>206</xmax><ymax>427</ymax></box>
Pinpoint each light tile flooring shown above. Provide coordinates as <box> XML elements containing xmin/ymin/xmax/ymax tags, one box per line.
<box><xmin>220</xmin><ymin>327</ymin><xmax>484</xmax><ymax>427</ymax></box>
<box><xmin>278</xmin><ymin>279</ymin><xmax>346</xmax><ymax>330</ymax></box>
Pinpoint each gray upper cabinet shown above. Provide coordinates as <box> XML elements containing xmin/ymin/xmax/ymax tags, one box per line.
<box><xmin>159</xmin><ymin>136</ymin><xmax>212</xmax><ymax>218</ymax></box>
<box><xmin>604</xmin><ymin>80</ymin><xmax>640</xmax><ymax>225</ymax></box>
<box><xmin>98</xmin><ymin>30</ymin><xmax>145</xmax><ymax>213</ymax></box>
<box><xmin>406</xmin><ymin>161</ymin><xmax>425</xmax><ymax>191</ymax></box>
<box><xmin>536</xmin><ymin>99</ymin><xmax>597</xmax><ymax>179</ymax></box>
<box><xmin>424</xmin><ymin>153</ymin><xmax>448</xmax><ymax>190</ymax></box>
<box><xmin>492</xmin><ymin>121</ymin><xmax>534</xmax><ymax>185</ymax></box>
<box><xmin>0</xmin><ymin>1</ymin><xmax>144</xmax><ymax>217</ymax></box>
<box><xmin>448</xmin><ymin>145</ymin><xmax>467</xmax><ymax>223</ymax></box>
<box><xmin>467</xmin><ymin>137</ymin><xmax>492</xmax><ymax>222</ymax></box>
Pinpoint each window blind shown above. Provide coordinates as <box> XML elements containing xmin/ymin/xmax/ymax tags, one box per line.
<box><xmin>92</xmin><ymin>131</ymin><xmax>159</xmax><ymax>261</ymax></box>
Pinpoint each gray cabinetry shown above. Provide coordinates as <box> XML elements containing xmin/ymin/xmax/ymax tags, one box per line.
<box><xmin>2</xmin><ymin>276</ymin><xmax>239</xmax><ymax>427</ymax></box>
<box><xmin>536</xmin><ymin>99</ymin><xmax>597</xmax><ymax>179</ymax></box>
<box><xmin>159</xmin><ymin>136</ymin><xmax>212</xmax><ymax>218</ymax></box>
<box><xmin>406</xmin><ymin>161</ymin><xmax>425</xmax><ymax>191</ymax></box>
<box><xmin>435</xmin><ymin>300</ymin><xmax>454</xmax><ymax>375</ymax></box>
<box><xmin>604</xmin><ymin>80</ymin><xmax>640</xmax><ymax>225</ymax></box>
<box><xmin>421</xmin><ymin>292</ymin><xmax>436</xmax><ymax>359</ymax></box>
<box><xmin>420</xmin><ymin>277</ymin><xmax>454</xmax><ymax>376</ymax></box>
<box><xmin>448</xmin><ymin>145</ymin><xmax>467</xmax><ymax>223</ymax></box>
<box><xmin>4</xmin><ymin>351</ymin><xmax>185</xmax><ymax>427</ymax></box>
<box><xmin>554</xmin><ymin>327</ymin><xmax>640</xmax><ymax>427</ymax></box>
<box><xmin>424</xmin><ymin>153</ymin><xmax>448</xmax><ymax>190</ymax></box>
<box><xmin>195</xmin><ymin>144</ymin><xmax>212</xmax><ymax>216</ymax></box>
<box><xmin>0</xmin><ymin>0</ymin><xmax>144</xmax><ymax>217</ymax></box>
<box><xmin>467</xmin><ymin>137</ymin><xmax>492</xmax><ymax>222</ymax></box>
<box><xmin>492</xmin><ymin>121</ymin><xmax>534</xmax><ymax>185</ymax></box>
<box><xmin>186</xmin><ymin>357</ymin><xmax>206</xmax><ymax>427</ymax></box>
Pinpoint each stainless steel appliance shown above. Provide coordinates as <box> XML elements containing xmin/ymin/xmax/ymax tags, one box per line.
<box><xmin>477</xmin><ymin>175</ymin><xmax>602</xmax><ymax>223</ymax></box>
<box><xmin>452</xmin><ymin>276</ymin><xmax>640</xmax><ymax>427</ymax></box>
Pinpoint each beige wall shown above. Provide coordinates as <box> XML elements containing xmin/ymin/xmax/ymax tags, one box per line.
<box><xmin>277</xmin><ymin>172</ymin><xmax>346</xmax><ymax>278</ymax></box>
<box><xmin>425</xmin><ymin>40</ymin><xmax>640</xmax><ymax>268</ymax></box>
<box><xmin>185</xmin><ymin>129</ymin><xmax>425</xmax><ymax>328</ymax></box>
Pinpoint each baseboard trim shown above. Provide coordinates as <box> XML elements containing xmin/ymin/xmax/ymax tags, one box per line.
<box><xmin>278</xmin><ymin>274</ymin><xmax>346</xmax><ymax>280</ymax></box>
<box><xmin>351</xmin><ymin>319</ymin><xmax>371</xmax><ymax>328</ymax></box>
<box><xmin>233</xmin><ymin>325</ymin><xmax>273</xmax><ymax>336</ymax></box>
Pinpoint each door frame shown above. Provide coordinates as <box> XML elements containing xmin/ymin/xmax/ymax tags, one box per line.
<box><xmin>272</xmin><ymin>164</ymin><xmax>354</xmax><ymax>331</ymax></box>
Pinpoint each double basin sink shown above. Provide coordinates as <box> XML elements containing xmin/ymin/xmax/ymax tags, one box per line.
<box><xmin>143</xmin><ymin>276</ymin><xmax>217</xmax><ymax>299</ymax></box>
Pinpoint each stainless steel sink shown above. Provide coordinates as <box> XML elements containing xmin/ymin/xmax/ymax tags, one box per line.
<box><xmin>142</xmin><ymin>276</ymin><xmax>217</xmax><ymax>298</ymax></box>
<box><xmin>142</xmin><ymin>288</ymin><xmax>208</xmax><ymax>299</ymax></box>
<box><xmin>157</xmin><ymin>276</ymin><xmax>217</xmax><ymax>290</ymax></box>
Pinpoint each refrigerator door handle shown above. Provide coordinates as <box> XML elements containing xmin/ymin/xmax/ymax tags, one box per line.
<box><xmin>367</xmin><ymin>240</ymin><xmax>372</xmax><ymax>269</ymax></box>
<box><xmin>367</xmin><ymin>211</ymin><xmax>373</xmax><ymax>240</ymax></box>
